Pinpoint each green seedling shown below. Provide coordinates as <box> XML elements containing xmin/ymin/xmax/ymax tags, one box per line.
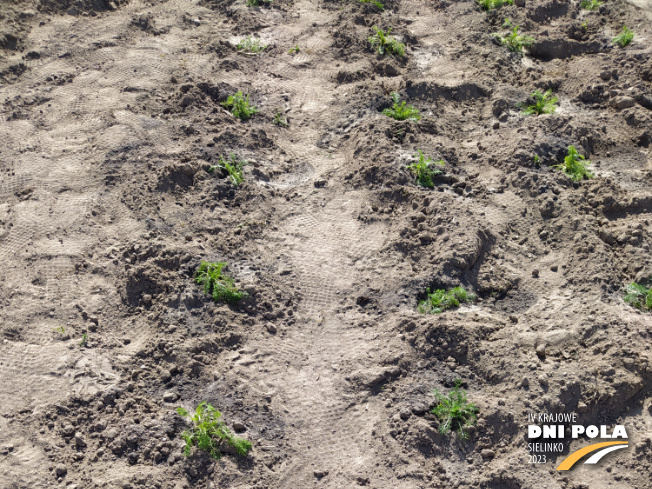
<box><xmin>553</xmin><ymin>145</ymin><xmax>593</xmax><ymax>182</ymax></box>
<box><xmin>502</xmin><ymin>18</ymin><xmax>512</xmax><ymax>28</ymax></box>
<box><xmin>209</xmin><ymin>154</ymin><xmax>247</xmax><ymax>186</ymax></box>
<box><xmin>477</xmin><ymin>0</ymin><xmax>513</xmax><ymax>11</ymax></box>
<box><xmin>407</xmin><ymin>150</ymin><xmax>444</xmax><ymax>188</ymax></box>
<box><xmin>418</xmin><ymin>286</ymin><xmax>476</xmax><ymax>314</ymax></box>
<box><xmin>177</xmin><ymin>402</ymin><xmax>251</xmax><ymax>459</ymax></box>
<box><xmin>521</xmin><ymin>89</ymin><xmax>558</xmax><ymax>115</ymax></box>
<box><xmin>273</xmin><ymin>109</ymin><xmax>289</xmax><ymax>127</ymax></box>
<box><xmin>195</xmin><ymin>261</ymin><xmax>248</xmax><ymax>304</ymax></box>
<box><xmin>79</xmin><ymin>333</ymin><xmax>88</xmax><ymax>347</ymax></box>
<box><xmin>360</xmin><ymin>0</ymin><xmax>384</xmax><ymax>10</ymax></box>
<box><xmin>221</xmin><ymin>91</ymin><xmax>259</xmax><ymax>121</ymax></box>
<box><xmin>612</xmin><ymin>26</ymin><xmax>634</xmax><ymax>48</ymax></box>
<box><xmin>237</xmin><ymin>36</ymin><xmax>267</xmax><ymax>53</ymax></box>
<box><xmin>382</xmin><ymin>92</ymin><xmax>421</xmax><ymax>121</ymax></box>
<box><xmin>368</xmin><ymin>27</ymin><xmax>405</xmax><ymax>57</ymax></box>
<box><xmin>288</xmin><ymin>44</ymin><xmax>300</xmax><ymax>54</ymax></box>
<box><xmin>624</xmin><ymin>281</ymin><xmax>652</xmax><ymax>311</ymax></box>
<box><xmin>494</xmin><ymin>25</ymin><xmax>535</xmax><ymax>52</ymax></box>
<box><xmin>431</xmin><ymin>379</ymin><xmax>479</xmax><ymax>442</ymax></box>
<box><xmin>581</xmin><ymin>0</ymin><xmax>602</xmax><ymax>11</ymax></box>
<box><xmin>246</xmin><ymin>0</ymin><xmax>272</xmax><ymax>6</ymax></box>
<box><xmin>53</xmin><ymin>325</ymin><xmax>65</xmax><ymax>334</ymax></box>
<box><xmin>533</xmin><ymin>155</ymin><xmax>540</xmax><ymax>165</ymax></box>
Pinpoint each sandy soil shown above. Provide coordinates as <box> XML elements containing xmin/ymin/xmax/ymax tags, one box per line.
<box><xmin>0</xmin><ymin>0</ymin><xmax>651</xmax><ymax>488</ymax></box>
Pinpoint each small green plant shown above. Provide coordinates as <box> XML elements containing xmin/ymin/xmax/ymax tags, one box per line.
<box><xmin>273</xmin><ymin>109</ymin><xmax>289</xmax><ymax>127</ymax></box>
<box><xmin>368</xmin><ymin>27</ymin><xmax>405</xmax><ymax>57</ymax></box>
<box><xmin>382</xmin><ymin>92</ymin><xmax>421</xmax><ymax>121</ymax></box>
<box><xmin>533</xmin><ymin>155</ymin><xmax>540</xmax><ymax>166</ymax></box>
<box><xmin>407</xmin><ymin>151</ymin><xmax>444</xmax><ymax>188</ymax></box>
<box><xmin>53</xmin><ymin>325</ymin><xmax>65</xmax><ymax>334</ymax></box>
<box><xmin>209</xmin><ymin>154</ymin><xmax>247</xmax><ymax>186</ymax></box>
<box><xmin>431</xmin><ymin>379</ymin><xmax>479</xmax><ymax>441</ymax></box>
<box><xmin>581</xmin><ymin>0</ymin><xmax>602</xmax><ymax>11</ymax></box>
<box><xmin>195</xmin><ymin>261</ymin><xmax>248</xmax><ymax>304</ymax></box>
<box><xmin>612</xmin><ymin>26</ymin><xmax>634</xmax><ymax>48</ymax></box>
<box><xmin>553</xmin><ymin>145</ymin><xmax>593</xmax><ymax>182</ymax></box>
<box><xmin>288</xmin><ymin>44</ymin><xmax>300</xmax><ymax>54</ymax></box>
<box><xmin>477</xmin><ymin>0</ymin><xmax>513</xmax><ymax>11</ymax></box>
<box><xmin>502</xmin><ymin>18</ymin><xmax>512</xmax><ymax>28</ymax></box>
<box><xmin>176</xmin><ymin>402</ymin><xmax>251</xmax><ymax>459</ymax></box>
<box><xmin>360</xmin><ymin>0</ymin><xmax>384</xmax><ymax>10</ymax></box>
<box><xmin>236</xmin><ymin>36</ymin><xmax>267</xmax><ymax>53</ymax></box>
<box><xmin>221</xmin><ymin>91</ymin><xmax>259</xmax><ymax>121</ymax></box>
<box><xmin>246</xmin><ymin>0</ymin><xmax>272</xmax><ymax>6</ymax></box>
<box><xmin>623</xmin><ymin>281</ymin><xmax>652</xmax><ymax>311</ymax></box>
<box><xmin>418</xmin><ymin>286</ymin><xmax>476</xmax><ymax>314</ymax></box>
<box><xmin>79</xmin><ymin>333</ymin><xmax>88</xmax><ymax>347</ymax></box>
<box><xmin>521</xmin><ymin>89</ymin><xmax>558</xmax><ymax>115</ymax></box>
<box><xmin>494</xmin><ymin>25</ymin><xmax>535</xmax><ymax>52</ymax></box>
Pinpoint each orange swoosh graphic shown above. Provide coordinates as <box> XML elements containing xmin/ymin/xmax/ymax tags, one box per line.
<box><xmin>556</xmin><ymin>441</ymin><xmax>629</xmax><ymax>470</ymax></box>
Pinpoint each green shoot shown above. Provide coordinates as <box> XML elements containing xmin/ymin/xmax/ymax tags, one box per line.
<box><xmin>477</xmin><ymin>0</ymin><xmax>513</xmax><ymax>11</ymax></box>
<box><xmin>533</xmin><ymin>155</ymin><xmax>540</xmax><ymax>167</ymax></box>
<box><xmin>431</xmin><ymin>379</ymin><xmax>479</xmax><ymax>441</ymax></box>
<box><xmin>521</xmin><ymin>89</ymin><xmax>558</xmax><ymax>115</ymax></box>
<box><xmin>553</xmin><ymin>145</ymin><xmax>593</xmax><ymax>182</ymax></box>
<box><xmin>382</xmin><ymin>92</ymin><xmax>421</xmax><ymax>121</ymax></box>
<box><xmin>246</xmin><ymin>0</ymin><xmax>272</xmax><ymax>6</ymax></box>
<box><xmin>288</xmin><ymin>45</ymin><xmax>300</xmax><ymax>54</ymax></box>
<box><xmin>418</xmin><ymin>286</ymin><xmax>476</xmax><ymax>314</ymax></box>
<box><xmin>368</xmin><ymin>27</ymin><xmax>405</xmax><ymax>57</ymax></box>
<box><xmin>195</xmin><ymin>261</ymin><xmax>248</xmax><ymax>304</ymax></box>
<box><xmin>221</xmin><ymin>91</ymin><xmax>259</xmax><ymax>121</ymax></box>
<box><xmin>176</xmin><ymin>402</ymin><xmax>251</xmax><ymax>459</ymax></box>
<box><xmin>502</xmin><ymin>18</ymin><xmax>512</xmax><ymax>28</ymax></box>
<box><xmin>237</xmin><ymin>36</ymin><xmax>267</xmax><ymax>53</ymax></box>
<box><xmin>612</xmin><ymin>26</ymin><xmax>634</xmax><ymax>48</ymax></box>
<box><xmin>209</xmin><ymin>154</ymin><xmax>247</xmax><ymax>186</ymax></box>
<box><xmin>580</xmin><ymin>0</ymin><xmax>602</xmax><ymax>11</ymax></box>
<box><xmin>79</xmin><ymin>333</ymin><xmax>88</xmax><ymax>347</ymax></box>
<box><xmin>407</xmin><ymin>151</ymin><xmax>444</xmax><ymax>188</ymax></box>
<box><xmin>494</xmin><ymin>25</ymin><xmax>535</xmax><ymax>52</ymax></box>
<box><xmin>623</xmin><ymin>281</ymin><xmax>652</xmax><ymax>311</ymax></box>
<box><xmin>273</xmin><ymin>109</ymin><xmax>289</xmax><ymax>127</ymax></box>
<box><xmin>53</xmin><ymin>325</ymin><xmax>65</xmax><ymax>334</ymax></box>
<box><xmin>360</xmin><ymin>0</ymin><xmax>384</xmax><ymax>10</ymax></box>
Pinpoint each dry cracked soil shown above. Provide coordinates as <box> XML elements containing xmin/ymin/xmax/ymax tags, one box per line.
<box><xmin>1</xmin><ymin>0</ymin><xmax>652</xmax><ymax>488</ymax></box>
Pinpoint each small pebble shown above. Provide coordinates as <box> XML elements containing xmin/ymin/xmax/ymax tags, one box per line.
<box><xmin>163</xmin><ymin>392</ymin><xmax>178</xmax><ymax>403</ymax></box>
<box><xmin>160</xmin><ymin>369</ymin><xmax>172</xmax><ymax>382</ymax></box>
